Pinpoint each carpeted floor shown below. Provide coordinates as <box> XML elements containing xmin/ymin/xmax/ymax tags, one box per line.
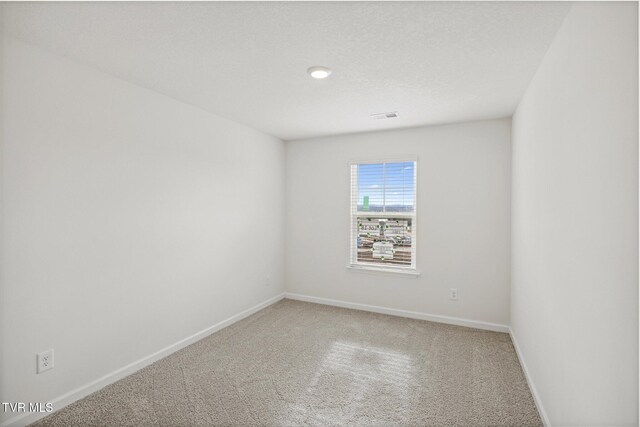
<box><xmin>32</xmin><ymin>299</ymin><xmax>541</xmax><ymax>426</ymax></box>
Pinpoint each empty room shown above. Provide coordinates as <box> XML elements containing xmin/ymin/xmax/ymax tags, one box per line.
<box><xmin>0</xmin><ymin>1</ymin><xmax>638</xmax><ymax>426</ymax></box>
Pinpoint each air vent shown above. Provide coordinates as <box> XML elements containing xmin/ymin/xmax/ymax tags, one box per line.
<box><xmin>371</xmin><ymin>111</ymin><xmax>399</xmax><ymax>120</ymax></box>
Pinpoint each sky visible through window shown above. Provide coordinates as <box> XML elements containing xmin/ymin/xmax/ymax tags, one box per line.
<box><xmin>357</xmin><ymin>161</ymin><xmax>415</xmax><ymax>212</ymax></box>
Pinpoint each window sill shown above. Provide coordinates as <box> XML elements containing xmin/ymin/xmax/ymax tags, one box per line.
<box><xmin>347</xmin><ymin>264</ymin><xmax>421</xmax><ymax>278</ymax></box>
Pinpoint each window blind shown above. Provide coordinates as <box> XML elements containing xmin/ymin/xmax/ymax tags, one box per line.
<box><xmin>350</xmin><ymin>160</ymin><xmax>417</xmax><ymax>269</ymax></box>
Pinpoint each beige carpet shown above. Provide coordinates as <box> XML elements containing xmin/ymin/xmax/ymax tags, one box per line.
<box><xmin>32</xmin><ymin>299</ymin><xmax>541</xmax><ymax>426</ymax></box>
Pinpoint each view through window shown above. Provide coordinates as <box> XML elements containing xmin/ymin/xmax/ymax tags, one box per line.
<box><xmin>350</xmin><ymin>160</ymin><xmax>417</xmax><ymax>270</ymax></box>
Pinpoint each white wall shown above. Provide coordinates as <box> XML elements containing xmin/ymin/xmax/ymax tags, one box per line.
<box><xmin>511</xmin><ymin>3</ymin><xmax>638</xmax><ymax>426</ymax></box>
<box><xmin>0</xmin><ymin>37</ymin><xmax>285</xmax><ymax>424</ymax></box>
<box><xmin>286</xmin><ymin>119</ymin><xmax>512</xmax><ymax>326</ymax></box>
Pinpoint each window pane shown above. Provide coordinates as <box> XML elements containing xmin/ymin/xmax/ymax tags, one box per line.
<box><xmin>355</xmin><ymin>216</ymin><xmax>412</xmax><ymax>266</ymax></box>
<box><xmin>357</xmin><ymin>163</ymin><xmax>384</xmax><ymax>212</ymax></box>
<box><xmin>356</xmin><ymin>162</ymin><xmax>414</xmax><ymax>213</ymax></box>
<box><xmin>384</xmin><ymin>161</ymin><xmax>415</xmax><ymax>213</ymax></box>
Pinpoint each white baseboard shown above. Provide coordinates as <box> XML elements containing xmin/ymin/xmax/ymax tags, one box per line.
<box><xmin>1</xmin><ymin>292</ymin><xmax>285</xmax><ymax>427</ymax></box>
<box><xmin>509</xmin><ymin>327</ymin><xmax>550</xmax><ymax>427</ymax></box>
<box><xmin>284</xmin><ymin>292</ymin><xmax>510</xmax><ymax>333</ymax></box>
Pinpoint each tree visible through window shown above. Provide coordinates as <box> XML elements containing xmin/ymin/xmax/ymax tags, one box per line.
<box><xmin>350</xmin><ymin>160</ymin><xmax>417</xmax><ymax>270</ymax></box>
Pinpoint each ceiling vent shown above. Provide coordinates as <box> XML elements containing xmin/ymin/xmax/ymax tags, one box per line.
<box><xmin>371</xmin><ymin>111</ymin><xmax>399</xmax><ymax>120</ymax></box>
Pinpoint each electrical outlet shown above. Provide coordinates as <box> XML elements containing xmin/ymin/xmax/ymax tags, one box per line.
<box><xmin>37</xmin><ymin>349</ymin><xmax>54</xmax><ymax>374</ymax></box>
<box><xmin>450</xmin><ymin>288</ymin><xmax>458</xmax><ymax>301</ymax></box>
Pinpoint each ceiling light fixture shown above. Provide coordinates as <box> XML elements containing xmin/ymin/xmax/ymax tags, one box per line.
<box><xmin>307</xmin><ymin>66</ymin><xmax>332</xmax><ymax>79</ymax></box>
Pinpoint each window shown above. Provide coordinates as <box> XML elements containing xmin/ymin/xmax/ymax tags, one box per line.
<box><xmin>349</xmin><ymin>159</ymin><xmax>417</xmax><ymax>272</ymax></box>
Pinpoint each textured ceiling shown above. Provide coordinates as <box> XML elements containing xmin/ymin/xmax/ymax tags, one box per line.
<box><xmin>1</xmin><ymin>2</ymin><xmax>571</xmax><ymax>141</ymax></box>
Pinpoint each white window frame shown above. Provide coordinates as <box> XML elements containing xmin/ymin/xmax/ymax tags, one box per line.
<box><xmin>348</xmin><ymin>157</ymin><xmax>419</xmax><ymax>276</ymax></box>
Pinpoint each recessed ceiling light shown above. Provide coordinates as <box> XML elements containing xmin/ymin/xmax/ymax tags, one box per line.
<box><xmin>307</xmin><ymin>66</ymin><xmax>332</xmax><ymax>79</ymax></box>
